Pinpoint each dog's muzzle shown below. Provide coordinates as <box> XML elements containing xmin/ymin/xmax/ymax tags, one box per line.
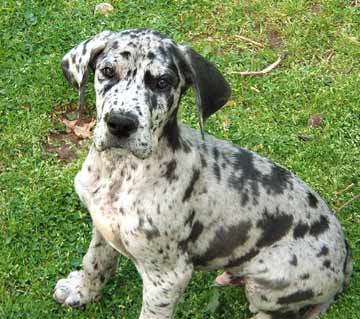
<box><xmin>105</xmin><ymin>111</ymin><xmax>139</xmax><ymax>138</ymax></box>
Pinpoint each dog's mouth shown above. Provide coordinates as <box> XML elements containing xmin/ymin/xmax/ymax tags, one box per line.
<box><xmin>94</xmin><ymin>139</ymin><xmax>151</xmax><ymax>160</ymax></box>
<box><xmin>92</xmin><ymin>121</ymin><xmax>152</xmax><ymax>159</ymax></box>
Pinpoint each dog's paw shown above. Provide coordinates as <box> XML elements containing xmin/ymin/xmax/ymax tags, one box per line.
<box><xmin>53</xmin><ymin>271</ymin><xmax>101</xmax><ymax>307</ymax></box>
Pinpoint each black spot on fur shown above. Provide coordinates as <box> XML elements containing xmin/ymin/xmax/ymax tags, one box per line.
<box><xmin>182</xmin><ymin>140</ymin><xmax>191</xmax><ymax>153</ymax></box>
<box><xmin>182</xmin><ymin>168</ymin><xmax>200</xmax><ymax>202</ymax></box>
<box><xmin>62</xmin><ymin>59</ymin><xmax>79</xmax><ymax>89</ymax></box>
<box><xmin>147</xmin><ymin>51</ymin><xmax>155</xmax><ymax>59</ymax></box>
<box><xmin>120</xmin><ymin>51</ymin><xmax>131</xmax><ymax>59</ymax></box>
<box><xmin>262</xmin><ymin>163</ymin><xmax>293</xmax><ymax>195</ymax></box>
<box><xmin>144</xmin><ymin>70</ymin><xmax>155</xmax><ymax>89</ymax></box>
<box><xmin>293</xmin><ymin>221</ymin><xmax>309</xmax><ymax>239</ymax></box>
<box><xmin>188</xmin><ymin>221</ymin><xmax>204</xmax><ymax>242</ymax></box>
<box><xmin>179</xmin><ymin>221</ymin><xmax>204</xmax><ymax>252</ymax></box>
<box><xmin>200</xmin><ymin>154</ymin><xmax>207</xmax><ymax>168</ymax></box>
<box><xmin>167</xmin><ymin>95</ymin><xmax>174</xmax><ymax>110</ymax></box>
<box><xmin>343</xmin><ymin>240</ymin><xmax>352</xmax><ymax>276</ymax></box>
<box><xmin>254</xmin><ymin>277</ymin><xmax>290</xmax><ymax>289</ymax></box>
<box><xmin>158</xmin><ymin>46</ymin><xmax>167</xmax><ymax>59</ymax></box>
<box><xmin>82</xmin><ymin>37</ymin><xmax>92</xmax><ymax>55</ymax></box>
<box><xmin>184</xmin><ymin>210</ymin><xmax>196</xmax><ymax>227</ymax></box>
<box><xmin>268</xmin><ymin>310</ymin><xmax>300</xmax><ymax>319</ymax></box>
<box><xmin>323</xmin><ymin>260</ymin><xmax>331</xmax><ymax>268</ymax></box>
<box><xmin>300</xmin><ymin>273</ymin><xmax>310</xmax><ymax>280</ymax></box>
<box><xmin>144</xmin><ymin>227</ymin><xmax>160</xmax><ymax>240</ymax></box>
<box><xmin>161</xmin><ymin>111</ymin><xmax>182</xmax><ymax>152</ymax></box>
<box><xmin>317</xmin><ymin>245</ymin><xmax>329</xmax><ymax>257</ymax></box>
<box><xmin>102</xmin><ymin>78</ymin><xmax>119</xmax><ymax>95</ymax></box>
<box><xmin>241</xmin><ymin>192</ymin><xmax>249</xmax><ymax>206</ymax></box>
<box><xmin>150</xmin><ymin>94</ymin><xmax>158</xmax><ymax>110</ymax></box>
<box><xmin>112</xmin><ymin>41</ymin><xmax>119</xmax><ymax>49</ymax></box>
<box><xmin>213</xmin><ymin>163</ymin><xmax>221</xmax><ymax>182</ymax></box>
<box><xmin>228</xmin><ymin>149</ymin><xmax>261</xmax><ymax>203</ymax></box>
<box><xmin>277</xmin><ymin>289</ymin><xmax>314</xmax><ymax>305</ymax></box>
<box><xmin>290</xmin><ymin>254</ymin><xmax>298</xmax><ymax>266</ymax></box>
<box><xmin>309</xmin><ymin>215</ymin><xmax>329</xmax><ymax>237</ymax></box>
<box><xmin>256</xmin><ymin>208</ymin><xmax>294</xmax><ymax>248</ymax></box>
<box><xmin>162</xmin><ymin>159</ymin><xmax>177</xmax><ymax>183</ymax></box>
<box><xmin>212</xmin><ymin>147</ymin><xmax>220</xmax><ymax>161</ymax></box>
<box><xmin>226</xmin><ymin>248</ymin><xmax>260</xmax><ymax>268</ymax></box>
<box><xmin>307</xmin><ymin>191</ymin><xmax>319</xmax><ymax>208</ymax></box>
<box><xmin>193</xmin><ymin>221</ymin><xmax>252</xmax><ymax>266</ymax></box>
<box><xmin>138</xmin><ymin>217</ymin><xmax>160</xmax><ymax>240</ymax></box>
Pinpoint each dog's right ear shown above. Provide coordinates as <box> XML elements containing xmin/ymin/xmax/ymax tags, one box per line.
<box><xmin>61</xmin><ymin>30</ymin><xmax>114</xmax><ymax>111</ymax></box>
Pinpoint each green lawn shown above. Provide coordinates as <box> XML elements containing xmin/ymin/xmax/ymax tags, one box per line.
<box><xmin>0</xmin><ymin>0</ymin><xmax>359</xmax><ymax>318</ymax></box>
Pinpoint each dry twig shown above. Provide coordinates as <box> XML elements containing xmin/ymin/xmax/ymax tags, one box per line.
<box><xmin>235</xmin><ymin>35</ymin><xmax>265</xmax><ymax>48</ymax></box>
<box><xmin>337</xmin><ymin>193</ymin><xmax>360</xmax><ymax>212</ymax></box>
<box><xmin>327</xmin><ymin>51</ymin><xmax>335</xmax><ymax>63</ymax></box>
<box><xmin>230</xmin><ymin>51</ymin><xmax>288</xmax><ymax>76</ymax></box>
<box><xmin>335</xmin><ymin>183</ymin><xmax>354</xmax><ymax>195</ymax></box>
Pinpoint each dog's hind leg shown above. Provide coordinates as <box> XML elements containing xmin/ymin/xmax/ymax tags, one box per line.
<box><xmin>249</xmin><ymin>302</ymin><xmax>333</xmax><ymax>319</ymax></box>
<box><xmin>243</xmin><ymin>240</ymin><xmax>346</xmax><ymax>319</ymax></box>
<box><xmin>53</xmin><ymin>227</ymin><xmax>119</xmax><ymax>307</ymax></box>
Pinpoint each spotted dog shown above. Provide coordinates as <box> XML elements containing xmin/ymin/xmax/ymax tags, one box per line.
<box><xmin>54</xmin><ymin>29</ymin><xmax>353</xmax><ymax>319</ymax></box>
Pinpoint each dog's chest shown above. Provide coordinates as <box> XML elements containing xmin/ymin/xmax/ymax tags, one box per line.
<box><xmin>75</xmin><ymin>156</ymin><xmax>166</xmax><ymax>256</ymax></box>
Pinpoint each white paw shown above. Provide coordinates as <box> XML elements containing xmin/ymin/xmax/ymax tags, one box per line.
<box><xmin>53</xmin><ymin>271</ymin><xmax>100</xmax><ymax>307</ymax></box>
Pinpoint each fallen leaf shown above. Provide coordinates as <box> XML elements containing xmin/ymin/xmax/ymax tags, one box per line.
<box><xmin>308</xmin><ymin>115</ymin><xmax>323</xmax><ymax>128</ymax></box>
<box><xmin>94</xmin><ymin>3</ymin><xmax>114</xmax><ymax>17</ymax></box>
<box><xmin>298</xmin><ymin>134</ymin><xmax>311</xmax><ymax>141</ymax></box>
<box><xmin>253</xmin><ymin>144</ymin><xmax>264</xmax><ymax>151</ymax></box>
<box><xmin>250</xmin><ymin>86</ymin><xmax>260</xmax><ymax>93</ymax></box>
<box><xmin>62</xmin><ymin>118</ymin><xmax>78</xmax><ymax>133</ymax></box>
<box><xmin>73</xmin><ymin>120</ymin><xmax>96</xmax><ymax>139</ymax></box>
<box><xmin>225</xmin><ymin>100</ymin><xmax>237</xmax><ymax>107</ymax></box>
<box><xmin>222</xmin><ymin>118</ymin><xmax>230</xmax><ymax>130</ymax></box>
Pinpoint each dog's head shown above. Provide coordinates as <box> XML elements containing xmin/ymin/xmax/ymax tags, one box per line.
<box><xmin>62</xmin><ymin>29</ymin><xmax>230</xmax><ymax>158</ymax></box>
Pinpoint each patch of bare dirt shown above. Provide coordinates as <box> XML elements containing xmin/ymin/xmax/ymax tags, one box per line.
<box><xmin>311</xmin><ymin>3</ymin><xmax>322</xmax><ymax>14</ymax></box>
<box><xmin>308</xmin><ymin>115</ymin><xmax>323</xmax><ymax>128</ymax></box>
<box><xmin>267</xmin><ymin>28</ymin><xmax>282</xmax><ymax>49</ymax></box>
<box><xmin>45</xmin><ymin>103</ymin><xmax>95</xmax><ymax>164</ymax></box>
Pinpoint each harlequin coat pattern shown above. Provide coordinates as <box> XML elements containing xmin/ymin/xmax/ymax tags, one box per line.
<box><xmin>54</xmin><ymin>29</ymin><xmax>353</xmax><ymax>319</ymax></box>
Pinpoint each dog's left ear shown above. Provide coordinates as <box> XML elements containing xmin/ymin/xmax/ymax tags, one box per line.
<box><xmin>61</xmin><ymin>30</ymin><xmax>114</xmax><ymax>112</ymax></box>
<box><xmin>179</xmin><ymin>45</ymin><xmax>231</xmax><ymax>136</ymax></box>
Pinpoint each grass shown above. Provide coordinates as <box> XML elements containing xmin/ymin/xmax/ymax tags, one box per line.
<box><xmin>0</xmin><ymin>0</ymin><xmax>359</xmax><ymax>318</ymax></box>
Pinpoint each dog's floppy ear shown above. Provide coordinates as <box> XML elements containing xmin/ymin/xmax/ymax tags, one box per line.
<box><xmin>61</xmin><ymin>30</ymin><xmax>114</xmax><ymax>112</ymax></box>
<box><xmin>179</xmin><ymin>45</ymin><xmax>231</xmax><ymax>137</ymax></box>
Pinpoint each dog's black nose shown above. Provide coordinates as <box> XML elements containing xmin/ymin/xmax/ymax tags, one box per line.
<box><xmin>105</xmin><ymin>111</ymin><xmax>139</xmax><ymax>138</ymax></box>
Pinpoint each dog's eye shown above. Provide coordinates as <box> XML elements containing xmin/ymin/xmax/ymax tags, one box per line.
<box><xmin>156</xmin><ymin>77</ymin><xmax>171</xmax><ymax>90</ymax></box>
<box><xmin>102</xmin><ymin>66</ymin><xmax>115</xmax><ymax>78</ymax></box>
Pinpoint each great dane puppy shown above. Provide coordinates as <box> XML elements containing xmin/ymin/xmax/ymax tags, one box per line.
<box><xmin>54</xmin><ymin>29</ymin><xmax>353</xmax><ymax>319</ymax></box>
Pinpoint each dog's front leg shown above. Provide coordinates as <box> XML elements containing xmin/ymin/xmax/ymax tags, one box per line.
<box><xmin>53</xmin><ymin>227</ymin><xmax>119</xmax><ymax>307</ymax></box>
<box><xmin>138</xmin><ymin>257</ymin><xmax>193</xmax><ymax>319</ymax></box>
